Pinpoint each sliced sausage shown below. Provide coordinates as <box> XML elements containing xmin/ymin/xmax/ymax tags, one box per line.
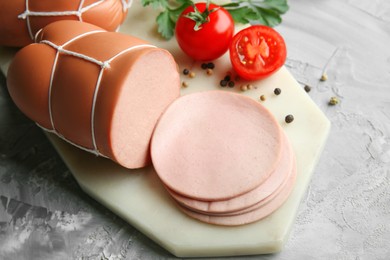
<box><xmin>178</xmin><ymin>158</ymin><xmax>297</xmax><ymax>226</ymax></box>
<box><xmin>151</xmin><ymin>91</ymin><xmax>283</xmax><ymax>201</ymax></box>
<box><xmin>167</xmin><ymin>131</ymin><xmax>294</xmax><ymax>214</ymax></box>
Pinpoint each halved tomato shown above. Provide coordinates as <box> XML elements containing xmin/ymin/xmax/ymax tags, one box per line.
<box><xmin>229</xmin><ymin>25</ymin><xmax>287</xmax><ymax>81</ymax></box>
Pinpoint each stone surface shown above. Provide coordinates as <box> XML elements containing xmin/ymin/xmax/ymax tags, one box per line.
<box><xmin>1</xmin><ymin>0</ymin><xmax>390</xmax><ymax>259</ymax></box>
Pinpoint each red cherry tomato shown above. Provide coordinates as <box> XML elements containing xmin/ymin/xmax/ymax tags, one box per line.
<box><xmin>175</xmin><ymin>3</ymin><xmax>234</xmax><ymax>61</ymax></box>
<box><xmin>229</xmin><ymin>25</ymin><xmax>287</xmax><ymax>80</ymax></box>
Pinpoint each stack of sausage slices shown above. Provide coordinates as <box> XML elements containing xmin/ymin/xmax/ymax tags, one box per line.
<box><xmin>151</xmin><ymin>91</ymin><xmax>297</xmax><ymax>226</ymax></box>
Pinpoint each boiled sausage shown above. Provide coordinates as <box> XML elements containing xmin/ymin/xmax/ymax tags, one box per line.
<box><xmin>151</xmin><ymin>91</ymin><xmax>283</xmax><ymax>201</ymax></box>
<box><xmin>151</xmin><ymin>91</ymin><xmax>296</xmax><ymax>225</ymax></box>
<box><xmin>7</xmin><ymin>20</ymin><xmax>181</xmax><ymax>169</ymax></box>
<box><xmin>0</xmin><ymin>0</ymin><xmax>131</xmax><ymax>47</ymax></box>
<box><xmin>167</xmin><ymin>130</ymin><xmax>294</xmax><ymax>214</ymax></box>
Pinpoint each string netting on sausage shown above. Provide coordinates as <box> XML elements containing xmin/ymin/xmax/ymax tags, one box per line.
<box><xmin>18</xmin><ymin>0</ymin><xmax>133</xmax><ymax>40</ymax></box>
<box><xmin>36</xmin><ymin>30</ymin><xmax>156</xmax><ymax>157</ymax></box>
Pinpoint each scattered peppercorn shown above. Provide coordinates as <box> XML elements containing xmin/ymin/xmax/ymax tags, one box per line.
<box><xmin>182</xmin><ymin>81</ymin><xmax>189</xmax><ymax>88</ymax></box>
<box><xmin>183</xmin><ymin>68</ymin><xmax>189</xmax><ymax>75</ymax></box>
<box><xmin>274</xmin><ymin>88</ymin><xmax>281</xmax><ymax>95</ymax></box>
<box><xmin>206</xmin><ymin>68</ymin><xmax>213</xmax><ymax>76</ymax></box>
<box><xmin>240</xmin><ymin>85</ymin><xmax>248</xmax><ymax>91</ymax></box>
<box><xmin>201</xmin><ymin>63</ymin><xmax>208</xmax><ymax>69</ymax></box>
<box><xmin>328</xmin><ymin>96</ymin><xmax>339</xmax><ymax>105</ymax></box>
<box><xmin>248</xmin><ymin>84</ymin><xmax>254</xmax><ymax>90</ymax></box>
<box><xmin>228</xmin><ymin>81</ymin><xmax>235</xmax><ymax>88</ymax></box>
<box><xmin>207</xmin><ymin>62</ymin><xmax>215</xmax><ymax>69</ymax></box>
<box><xmin>224</xmin><ymin>75</ymin><xmax>231</xmax><ymax>81</ymax></box>
<box><xmin>220</xmin><ymin>80</ymin><xmax>228</xmax><ymax>87</ymax></box>
<box><xmin>260</xmin><ymin>95</ymin><xmax>266</xmax><ymax>101</ymax></box>
<box><xmin>189</xmin><ymin>72</ymin><xmax>196</xmax><ymax>78</ymax></box>
<box><xmin>320</xmin><ymin>73</ymin><xmax>328</xmax><ymax>81</ymax></box>
<box><xmin>304</xmin><ymin>85</ymin><xmax>311</xmax><ymax>92</ymax></box>
<box><xmin>285</xmin><ymin>114</ymin><xmax>294</xmax><ymax>123</ymax></box>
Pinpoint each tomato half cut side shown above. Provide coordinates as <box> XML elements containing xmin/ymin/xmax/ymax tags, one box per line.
<box><xmin>229</xmin><ymin>25</ymin><xmax>287</xmax><ymax>81</ymax></box>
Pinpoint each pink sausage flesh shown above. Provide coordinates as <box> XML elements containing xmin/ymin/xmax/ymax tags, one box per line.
<box><xmin>167</xmin><ymin>131</ymin><xmax>294</xmax><ymax>214</ymax></box>
<box><xmin>151</xmin><ymin>91</ymin><xmax>283</xmax><ymax>201</ymax></box>
<box><xmin>178</xmin><ymin>158</ymin><xmax>297</xmax><ymax>226</ymax></box>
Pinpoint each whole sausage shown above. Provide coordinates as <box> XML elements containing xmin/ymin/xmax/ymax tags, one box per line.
<box><xmin>7</xmin><ymin>20</ymin><xmax>181</xmax><ymax>169</ymax></box>
<box><xmin>0</xmin><ymin>0</ymin><xmax>131</xmax><ymax>47</ymax></box>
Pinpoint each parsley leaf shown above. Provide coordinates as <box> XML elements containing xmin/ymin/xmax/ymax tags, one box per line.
<box><xmin>156</xmin><ymin>11</ymin><xmax>175</xmax><ymax>39</ymax></box>
<box><xmin>222</xmin><ymin>0</ymin><xmax>289</xmax><ymax>27</ymax></box>
<box><xmin>141</xmin><ymin>0</ymin><xmax>192</xmax><ymax>40</ymax></box>
<box><xmin>141</xmin><ymin>0</ymin><xmax>168</xmax><ymax>9</ymax></box>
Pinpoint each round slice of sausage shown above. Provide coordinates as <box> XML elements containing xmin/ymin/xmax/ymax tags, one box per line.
<box><xmin>190</xmin><ymin>155</ymin><xmax>296</xmax><ymax>217</ymax></box>
<box><xmin>151</xmin><ymin>91</ymin><xmax>283</xmax><ymax>201</ymax></box>
<box><xmin>177</xmin><ymin>158</ymin><xmax>297</xmax><ymax>226</ymax></box>
<box><xmin>167</xmin><ymin>131</ymin><xmax>294</xmax><ymax>214</ymax></box>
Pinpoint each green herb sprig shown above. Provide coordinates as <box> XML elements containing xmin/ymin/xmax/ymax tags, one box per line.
<box><xmin>141</xmin><ymin>0</ymin><xmax>289</xmax><ymax>40</ymax></box>
<box><xmin>222</xmin><ymin>0</ymin><xmax>289</xmax><ymax>27</ymax></box>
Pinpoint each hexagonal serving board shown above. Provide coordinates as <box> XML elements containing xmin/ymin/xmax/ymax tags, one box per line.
<box><xmin>0</xmin><ymin>1</ymin><xmax>330</xmax><ymax>257</ymax></box>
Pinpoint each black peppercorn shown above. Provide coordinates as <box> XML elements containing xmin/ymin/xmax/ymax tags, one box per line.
<box><xmin>201</xmin><ymin>63</ymin><xmax>208</xmax><ymax>70</ymax></box>
<box><xmin>207</xmin><ymin>62</ymin><xmax>215</xmax><ymax>69</ymax></box>
<box><xmin>304</xmin><ymin>85</ymin><xmax>311</xmax><ymax>92</ymax></box>
<box><xmin>274</xmin><ymin>88</ymin><xmax>281</xmax><ymax>95</ymax></box>
<box><xmin>285</xmin><ymin>114</ymin><xmax>294</xmax><ymax>123</ymax></box>
<box><xmin>183</xmin><ymin>68</ymin><xmax>189</xmax><ymax>75</ymax></box>
<box><xmin>220</xmin><ymin>80</ymin><xmax>228</xmax><ymax>87</ymax></box>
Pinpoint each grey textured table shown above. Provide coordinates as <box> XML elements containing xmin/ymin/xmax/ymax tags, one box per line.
<box><xmin>1</xmin><ymin>0</ymin><xmax>389</xmax><ymax>259</ymax></box>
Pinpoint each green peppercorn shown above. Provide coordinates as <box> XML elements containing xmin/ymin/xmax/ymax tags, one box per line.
<box><xmin>240</xmin><ymin>85</ymin><xmax>248</xmax><ymax>91</ymax></box>
<box><xmin>329</xmin><ymin>96</ymin><xmax>339</xmax><ymax>105</ymax></box>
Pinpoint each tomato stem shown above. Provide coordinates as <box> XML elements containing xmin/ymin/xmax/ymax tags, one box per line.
<box><xmin>184</xmin><ymin>0</ymin><xmax>219</xmax><ymax>31</ymax></box>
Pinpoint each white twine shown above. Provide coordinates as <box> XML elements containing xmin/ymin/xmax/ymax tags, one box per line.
<box><xmin>18</xmin><ymin>0</ymin><xmax>131</xmax><ymax>40</ymax></box>
<box><xmin>37</xmin><ymin>123</ymin><xmax>110</xmax><ymax>158</ymax></box>
<box><xmin>121</xmin><ymin>0</ymin><xmax>133</xmax><ymax>11</ymax></box>
<box><xmin>39</xmin><ymin>30</ymin><xmax>156</xmax><ymax>157</ymax></box>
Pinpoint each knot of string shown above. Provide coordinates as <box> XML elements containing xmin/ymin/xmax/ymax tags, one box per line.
<box><xmin>102</xmin><ymin>61</ymin><xmax>111</xmax><ymax>69</ymax></box>
<box><xmin>17</xmin><ymin>10</ymin><xmax>30</xmax><ymax>20</ymax></box>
